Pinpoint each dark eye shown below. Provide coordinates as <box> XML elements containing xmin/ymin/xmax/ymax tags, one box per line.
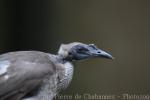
<box><xmin>78</xmin><ymin>48</ymin><xmax>88</xmax><ymax>52</ymax></box>
<box><xmin>68</xmin><ymin>52</ymin><xmax>72</xmax><ymax>55</ymax></box>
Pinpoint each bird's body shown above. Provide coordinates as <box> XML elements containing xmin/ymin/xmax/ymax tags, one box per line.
<box><xmin>0</xmin><ymin>51</ymin><xmax>73</xmax><ymax>100</ymax></box>
<box><xmin>0</xmin><ymin>42</ymin><xmax>113</xmax><ymax>100</ymax></box>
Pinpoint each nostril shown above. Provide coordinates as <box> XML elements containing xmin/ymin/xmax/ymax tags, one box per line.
<box><xmin>97</xmin><ymin>51</ymin><xmax>101</xmax><ymax>53</ymax></box>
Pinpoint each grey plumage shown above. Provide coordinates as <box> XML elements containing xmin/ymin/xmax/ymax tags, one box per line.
<box><xmin>0</xmin><ymin>42</ymin><xmax>113</xmax><ymax>100</ymax></box>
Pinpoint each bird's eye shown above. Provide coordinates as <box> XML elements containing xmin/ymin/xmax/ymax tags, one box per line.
<box><xmin>68</xmin><ymin>52</ymin><xmax>72</xmax><ymax>55</ymax></box>
<box><xmin>78</xmin><ymin>48</ymin><xmax>88</xmax><ymax>52</ymax></box>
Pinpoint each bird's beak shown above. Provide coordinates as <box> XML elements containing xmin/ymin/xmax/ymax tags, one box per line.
<box><xmin>96</xmin><ymin>50</ymin><xmax>114</xmax><ymax>59</ymax></box>
<box><xmin>88</xmin><ymin>45</ymin><xmax>114</xmax><ymax>60</ymax></box>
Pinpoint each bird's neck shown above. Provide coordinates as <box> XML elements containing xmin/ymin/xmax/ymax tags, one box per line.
<box><xmin>48</xmin><ymin>54</ymin><xmax>69</xmax><ymax>64</ymax></box>
<box><xmin>26</xmin><ymin>54</ymin><xmax>74</xmax><ymax>100</ymax></box>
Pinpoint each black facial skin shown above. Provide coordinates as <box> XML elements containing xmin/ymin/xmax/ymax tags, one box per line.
<box><xmin>65</xmin><ymin>44</ymin><xmax>113</xmax><ymax>61</ymax></box>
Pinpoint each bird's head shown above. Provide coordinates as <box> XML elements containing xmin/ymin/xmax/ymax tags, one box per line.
<box><xmin>58</xmin><ymin>42</ymin><xmax>113</xmax><ymax>61</ymax></box>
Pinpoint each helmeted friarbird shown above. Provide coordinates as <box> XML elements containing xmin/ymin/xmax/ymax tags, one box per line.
<box><xmin>0</xmin><ymin>42</ymin><xmax>113</xmax><ymax>100</ymax></box>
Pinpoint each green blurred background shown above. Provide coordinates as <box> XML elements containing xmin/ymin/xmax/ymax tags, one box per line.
<box><xmin>1</xmin><ymin>0</ymin><xmax>150</xmax><ymax>100</ymax></box>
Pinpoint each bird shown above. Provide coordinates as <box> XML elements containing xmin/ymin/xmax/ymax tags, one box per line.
<box><xmin>0</xmin><ymin>42</ymin><xmax>113</xmax><ymax>100</ymax></box>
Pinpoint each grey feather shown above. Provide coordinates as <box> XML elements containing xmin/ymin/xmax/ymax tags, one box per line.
<box><xmin>0</xmin><ymin>51</ymin><xmax>56</xmax><ymax>100</ymax></box>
